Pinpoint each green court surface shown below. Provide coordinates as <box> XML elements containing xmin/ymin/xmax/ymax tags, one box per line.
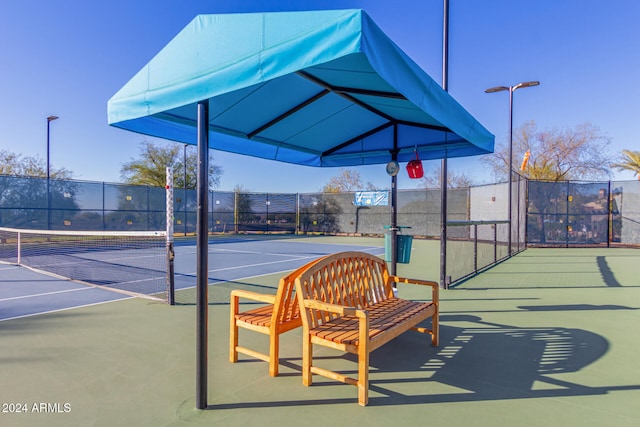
<box><xmin>1</xmin><ymin>242</ymin><xmax>639</xmax><ymax>427</ymax></box>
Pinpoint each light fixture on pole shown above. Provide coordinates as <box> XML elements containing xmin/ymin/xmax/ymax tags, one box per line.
<box><xmin>485</xmin><ymin>81</ymin><xmax>539</xmax><ymax>254</ymax></box>
<box><xmin>46</xmin><ymin>115</ymin><xmax>59</xmax><ymax>230</ymax></box>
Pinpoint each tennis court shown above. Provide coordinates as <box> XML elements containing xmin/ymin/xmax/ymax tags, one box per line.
<box><xmin>0</xmin><ymin>263</ymin><xmax>128</xmax><ymax>322</ymax></box>
<box><xmin>0</xmin><ymin>234</ymin><xmax>389</xmax><ymax>320</ymax></box>
<box><xmin>1</xmin><ymin>239</ymin><xmax>639</xmax><ymax>427</ymax></box>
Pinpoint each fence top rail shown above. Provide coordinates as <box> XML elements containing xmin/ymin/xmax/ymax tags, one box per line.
<box><xmin>447</xmin><ymin>220</ymin><xmax>510</xmax><ymax>226</ymax></box>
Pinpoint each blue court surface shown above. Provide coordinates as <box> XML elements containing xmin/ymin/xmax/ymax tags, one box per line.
<box><xmin>0</xmin><ymin>263</ymin><xmax>128</xmax><ymax>322</ymax></box>
<box><xmin>0</xmin><ymin>237</ymin><xmax>384</xmax><ymax>321</ymax></box>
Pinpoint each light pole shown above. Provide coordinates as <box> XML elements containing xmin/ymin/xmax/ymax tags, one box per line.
<box><xmin>485</xmin><ymin>81</ymin><xmax>539</xmax><ymax>254</ymax></box>
<box><xmin>46</xmin><ymin>115</ymin><xmax>59</xmax><ymax>229</ymax></box>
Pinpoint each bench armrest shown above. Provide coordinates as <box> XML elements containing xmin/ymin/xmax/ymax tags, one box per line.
<box><xmin>391</xmin><ymin>276</ymin><xmax>439</xmax><ymax>289</ymax></box>
<box><xmin>389</xmin><ymin>276</ymin><xmax>440</xmax><ymax>287</ymax></box>
<box><xmin>389</xmin><ymin>276</ymin><xmax>439</xmax><ymax>302</ymax></box>
<box><xmin>230</xmin><ymin>289</ymin><xmax>277</xmax><ymax>305</ymax></box>
<box><xmin>302</xmin><ymin>299</ymin><xmax>366</xmax><ymax>318</ymax></box>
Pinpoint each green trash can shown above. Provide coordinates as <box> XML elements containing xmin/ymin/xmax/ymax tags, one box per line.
<box><xmin>383</xmin><ymin>227</ymin><xmax>413</xmax><ymax>263</ymax></box>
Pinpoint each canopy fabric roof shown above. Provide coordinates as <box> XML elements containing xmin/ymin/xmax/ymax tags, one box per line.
<box><xmin>108</xmin><ymin>9</ymin><xmax>494</xmax><ymax>166</ymax></box>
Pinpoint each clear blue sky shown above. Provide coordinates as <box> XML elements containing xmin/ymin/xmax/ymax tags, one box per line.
<box><xmin>1</xmin><ymin>0</ymin><xmax>638</xmax><ymax>192</ymax></box>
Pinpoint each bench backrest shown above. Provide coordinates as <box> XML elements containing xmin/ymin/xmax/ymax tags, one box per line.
<box><xmin>295</xmin><ymin>251</ymin><xmax>393</xmax><ymax>327</ymax></box>
<box><xmin>271</xmin><ymin>255</ymin><xmax>329</xmax><ymax>327</ymax></box>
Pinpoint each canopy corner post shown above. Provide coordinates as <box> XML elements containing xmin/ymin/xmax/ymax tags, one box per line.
<box><xmin>440</xmin><ymin>0</ymin><xmax>450</xmax><ymax>290</ymax></box>
<box><xmin>196</xmin><ymin>99</ymin><xmax>209</xmax><ymax>410</ymax></box>
<box><xmin>390</xmin><ymin>125</ymin><xmax>399</xmax><ymax>277</ymax></box>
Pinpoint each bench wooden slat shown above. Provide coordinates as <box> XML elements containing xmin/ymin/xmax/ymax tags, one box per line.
<box><xmin>311</xmin><ymin>299</ymin><xmax>436</xmax><ymax>346</ymax></box>
<box><xmin>236</xmin><ymin>305</ymin><xmax>273</xmax><ymax>327</ymax></box>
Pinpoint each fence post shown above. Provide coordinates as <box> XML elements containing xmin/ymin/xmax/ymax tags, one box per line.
<box><xmin>296</xmin><ymin>193</ymin><xmax>300</xmax><ymax>234</ymax></box>
<box><xmin>494</xmin><ymin>223</ymin><xmax>497</xmax><ymax>262</ymax></box>
<box><xmin>516</xmin><ymin>175</ymin><xmax>521</xmax><ymax>252</ymax></box>
<box><xmin>473</xmin><ymin>223</ymin><xmax>478</xmax><ymax>273</ymax></box>
<box><xmin>266</xmin><ymin>194</ymin><xmax>270</xmax><ymax>234</ymax></box>
<box><xmin>102</xmin><ymin>181</ymin><xmax>106</xmax><ymax>231</ymax></box>
<box><xmin>607</xmin><ymin>180</ymin><xmax>612</xmax><ymax>248</ymax></box>
<box><xmin>234</xmin><ymin>192</ymin><xmax>238</xmax><ymax>234</ymax></box>
<box><xmin>565</xmin><ymin>181</ymin><xmax>570</xmax><ymax>248</ymax></box>
<box><xmin>184</xmin><ymin>187</ymin><xmax>188</xmax><ymax>236</ymax></box>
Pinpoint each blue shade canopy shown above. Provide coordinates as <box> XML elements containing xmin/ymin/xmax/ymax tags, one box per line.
<box><xmin>108</xmin><ymin>9</ymin><xmax>494</xmax><ymax>166</ymax></box>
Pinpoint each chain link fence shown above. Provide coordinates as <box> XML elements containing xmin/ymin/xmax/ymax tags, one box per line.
<box><xmin>1</xmin><ymin>174</ymin><xmax>637</xmax><ymax>247</ymax></box>
<box><xmin>0</xmin><ymin>175</ymin><xmax>165</xmax><ymax>231</ymax></box>
<box><xmin>527</xmin><ymin>180</ymin><xmax>640</xmax><ymax>247</ymax></box>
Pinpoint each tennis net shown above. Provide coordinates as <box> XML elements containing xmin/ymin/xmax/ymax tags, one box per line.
<box><xmin>0</xmin><ymin>227</ymin><xmax>171</xmax><ymax>302</ymax></box>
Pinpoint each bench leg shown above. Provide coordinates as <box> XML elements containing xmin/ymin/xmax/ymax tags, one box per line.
<box><xmin>229</xmin><ymin>296</ymin><xmax>239</xmax><ymax>363</ymax></box>
<box><xmin>302</xmin><ymin>330</ymin><xmax>313</xmax><ymax>386</ymax></box>
<box><xmin>358</xmin><ymin>347</ymin><xmax>369</xmax><ymax>406</ymax></box>
<box><xmin>358</xmin><ymin>313</ymin><xmax>370</xmax><ymax>406</ymax></box>
<box><xmin>269</xmin><ymin>333</ymin><xmax>279</xmax><ymax>377</ymax></box>
<box><xmin>432</xmin><ymin>308</ymin><xmax>439</xmax><ymax>347</ymax></box>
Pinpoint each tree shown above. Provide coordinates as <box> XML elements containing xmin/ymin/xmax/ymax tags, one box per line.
<box><xmin>233</xmin><ymin>184</ymin><xmax>256</xmax><ymax>228</ymax></box>
<box><xmin>485</xmin><ymin>122</ymin><xmax>611</xmax><ymax>244</ymax></box>
<box><xmin>0</xmin><ymin>149</ymin><xmax>76</xmax><ymax>228</ymax></box>
<box><xmin>120</xmin><ymin>141</ymin><xmax>223</xmax><ymax>189</ymax></box>
<box><xmin>299</xmin><ymin>193</ymin><xmax>342</xmax><ymax>234</ymax></box>
<box><xmin>1</xmin><ymin>149</ymin><xmax>73</xmax><ymax>179</ymax></box>
<box><xmin>611</xmin><ymin>149</ymin><xmax>640</xmax><ymax>180</ymax></box>
<box><xmin>322</xmin><ymin>169</ymin><xmax>377</xmax><ymax>192</ymax></box>
<box><xmin>482</xmin><ymin>121</ymin><xmax>613</xmax><ymax>182</ymax></box>
<box><xmin>418</xmin><ymin>164</ymin><xmax>473</xmax><ymax>189</ymax></box>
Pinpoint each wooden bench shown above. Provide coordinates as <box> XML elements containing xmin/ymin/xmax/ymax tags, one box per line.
<box><xmin>294</xmin><ymin>251</ymin><xmax>439</xmax><ymax>406</ymax></box>
<box><xmin>229</xmin><ymin>256</ymin><xmax>326</xmax><ymax>377</ymax></box>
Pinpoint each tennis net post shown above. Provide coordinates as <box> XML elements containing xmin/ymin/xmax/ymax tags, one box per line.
<box><xmin>166</xmin><ymin>166</ymin><xmax>176</xmax><ymax>305</ymax></box>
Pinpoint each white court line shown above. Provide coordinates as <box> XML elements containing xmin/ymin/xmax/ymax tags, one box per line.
<box><xmin>21</xmin><ymin>252</ymin><xmax>164</xmax><ymax>271</ymax></box>
<box><xmin>0</xmin><ymin>286</ymin><xmax>91</xmax><ymax>303</ymax></box>
<box><xmin>0</xmin><ymin>298</ymin><xmax>131</xmax><ymax>323</ymax></box>
<box><xmin>178</xmin><ymin>246</ymin><xmax>310</xmax><ymax>259</ymax></box>
<box><xmin>7</xmin><ymin>262</ymin><xmax>166</xmax><ymax>286</ymax></box>
<box><xmin>212</xmin><ymin>247</ymin><xmax>311</xmax><ymax>258</ymax></box>
<box><xmin>177</xmin><ymin>247</ymin><xmax>381</xmax><ymax>287</ymax></box>
<box><xmin>178</xmin><ymin>253</ymin><xmax>324</xmax><ymax>277</ymax></box>
<box><xmin>176</xmin><ymin>267</ymin><xmax>299</xmax><ymax>291</ymax></box>
<box><xmin>206</xmin><ymin>256</ymin><xmax>311</xmax><ymax>273</ymax></box>
<box><xmin>178</xmin><ymin>246</ymin><xmax>384</xmax><ymax>277</ymax></box>
<box><xmin>177</xmin><ymin>244</ymin><xmax>383</xmax><ymax>257</ymax></box>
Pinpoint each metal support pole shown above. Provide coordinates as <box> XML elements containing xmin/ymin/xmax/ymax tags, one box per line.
<box><xmin>440</xmin><ymin>0</ymin><xmax>450</xmax><ymax>289</ymax></box>
<box><xmin>494</xmin><ymin>222</ymin><xmax>498</xmax><ymax>262</ymax></box>
<box><xmin>296</xmin><ymin>193</ymin><xmax>300</xmax><ymax>234</ymax></box>
<box><xmin>195</xmin><ymin>100</ymin><xmax>209</xmax><ymax>410</ymax></box>
<box><xmin>507</xmin><ymin>88</ymin><xmax>514</xmax><ymax>255</ymax></box>
<box><xmin>516</xmin><ymin>174</ymin><xmax>521</xmax><ymax>252</ymax></box>
<box><xmin>565</xmin><ymin>181</ymin><xmax>570</xmax><ymax>248</ymax></box>
<box><xmin>473</xmin><ymin>224</ymin><xmax>478</xmax><ymax>274</ymax></box>
<box><xmin>47</xmin><ymin>123</ymin><xmax>51</xmax><ymax>230</ymax></box>
<box><xmin>607</xmin><ymin>180</ymin><xmax>612</xmax><ymax>248</ymax></box>
<box><xmin>184</xmin><ymin>144</ymin><xmax>188</xmax><ymax>236</ymax></box>
<box><xmin>390</xmin><ymin>125</ymin><xmax>399</xmax><ymax>277</ymax></box>
<box><xmin>102</xmin><ymin>182</ymin><xmax>106</xmax><ymax>231</ymax></box>
<box><xmin>46</xmin><ymin>116</ymin><xmax>58</xmax><ymax>229</ymax></box>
